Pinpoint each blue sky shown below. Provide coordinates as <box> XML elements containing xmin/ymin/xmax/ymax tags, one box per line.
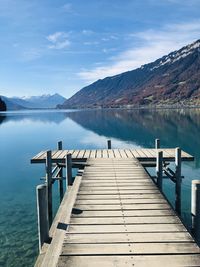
<box><xmin>1</xmin><ymin>0</ymin><xmax>200</xmax><ymax>98</ymax></box>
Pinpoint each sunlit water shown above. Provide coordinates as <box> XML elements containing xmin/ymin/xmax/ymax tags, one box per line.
<box><xmin>0</xmin><ymin>108</ymin><xmax>200</xmax><ymax>267</ymax></box>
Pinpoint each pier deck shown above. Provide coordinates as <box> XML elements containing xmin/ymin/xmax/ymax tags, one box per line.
<box><xmin>31</xmin><ymin>148</ymin><xmax>193</xmax><ymax>163</ymax></box>
<box><xmin>33</xmin><ymin>149</ymin><xmax>200</xmax><ymax>267</ymax></box>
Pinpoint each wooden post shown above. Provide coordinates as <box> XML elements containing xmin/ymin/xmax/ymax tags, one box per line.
<box><xmin>107</xmin><ymin>140</ymin><xmax>111</xmax><ymax>149</ymax></box>
<box><xmin>155</xmin><ymin>138</ymin><xmax>160</xmax><ymax>149</ymax></box>
<box><xmin>175</xmin><ymin>147</ymin><xmax>181</xmax><ymax>215</ymax></box>
<box><xmin>36</xmin><ymin>184</ymin><xmax>49</xmax><ymax>252</ymax></box>
<box><xmin>57</xmin><ymin>141</ymin><xmax>63</xmax><ymax>202</ymax></box>
<box><xmin>191</xmin><ymin>180</ymin><xmax>200</xmax><ymax>246</ymax></box>
<box><xmin>66</xmin><ymin>153</ymin><xmax>73</xmax><ymax>186</ymax></box>
<box><xmin>46</xmin><ymin>150</ymin><xmax>53</xmax><ymax>226</ymax></box>
<box><xmin>156</xmin><ymin>151</ymin><xmax>163</xmax><ymax>191</ymax></box>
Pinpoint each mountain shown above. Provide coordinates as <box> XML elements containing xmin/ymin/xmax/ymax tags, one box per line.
<box><xmin>59</xmin><ymin>39</ymin><xmax>200</xmax><ymax>108</ymax></box>
<box><xmin>2</xmin><ymin>93</ymin><xmax>66</xmax><ymax>110</ymax></box>
<box><xmin>0</xmin><ymin>97</ymin><xmax>6</xmax><ymax>111</ymax></box>
<box><xmin>1</xmin><ymin>96</ymin><xmax>25</xmax><ymax>110</ymax></box>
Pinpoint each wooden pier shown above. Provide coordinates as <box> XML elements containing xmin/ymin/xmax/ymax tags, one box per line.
<box><xmin>31</xmin><ymin>145</ymin><xmax>200</xmax><ymax>267</ymax></box>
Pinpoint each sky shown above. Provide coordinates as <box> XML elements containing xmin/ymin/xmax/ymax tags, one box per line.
<box><xmin>0</xmin><ymin>0</ymin><xmax>200</xmax><ymax>98</ymax></box>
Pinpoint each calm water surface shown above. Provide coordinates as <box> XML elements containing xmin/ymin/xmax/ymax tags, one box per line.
<box><xmin>0</xmin><ymin>108</ymin><xmax>200</xmax><ymax>267</ymax></box>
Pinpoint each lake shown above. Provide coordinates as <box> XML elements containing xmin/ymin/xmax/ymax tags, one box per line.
<box><xmin>0</xmin><ymin>108</ymin><xmax>200</xmax><ymax>267</ymax></box>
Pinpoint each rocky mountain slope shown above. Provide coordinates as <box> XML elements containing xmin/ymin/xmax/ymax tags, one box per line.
<box><xmin>59</xmin><ymin>39</ymin><xmax>200</xmax><ymax>108</ymax></box>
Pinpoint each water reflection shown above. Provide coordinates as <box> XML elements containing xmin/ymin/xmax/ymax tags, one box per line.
<box><xmin>0</xmin><ymin>110</ymin><xmax>68</xmax><ymax>125</ymax></box>
<box><xmin>1</xmin><ymin>108</ymin><xmax>200</xmax><ymax>164</ymax></box>
<box><xmin>66</xmin><ymin>108</ymin><xmax>200</xmax><ymax>165</ymax></box>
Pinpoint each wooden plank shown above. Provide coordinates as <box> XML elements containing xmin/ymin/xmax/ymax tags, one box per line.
<box><xmin>113</xmin><ymin>149</ymin><xmax>122</xmax><ymax>158</ymax></box>
<box><xmin>57</xmin><ymin>150</ymin><xmax>68</xmax><ymax>160</ymax></box>
<box><xmin>131</xmin><ymin>149</ymin><xmax>143</xmax><ymax>158</ymax></box>
<box><xmin>81</xmin><ymin>181</ymin><xmax>154</xmax><ymax>186</ymax></box>
<box><xmin>52</xmin><ymin>150</ymin><xmax>63</xmax><ymax>159</ymax></box>
<box><xmin>67</xmin><ymin>223</ymin><xmax>186</xmax><ymax>233</ymax></box>
<box><xmin>77</xmin><ymin>150</ymin><xmax>85</xmax><ymax>159</ymax></box>
<box><xmin>57</xmin><ymin>255</ymin><xmax>200</xmax><ymax>267</ymax></box>
<box><xmin>89</xmin><ymin>150</ymin><xmax>96</xmax><ymax>158</ymax></box>
<box><xmin>102</xmin><ymin>149</ymin><xmax>108</xmax><ymax>158</ymax></box>
<box><xmin>61</xmin><ymin>242</ymin><xmax>200</xmax><ymax>255</ymax></box>
<box><xmin>76</xmin><ymin>194</ymin><xmax>163</xmax><ymax>200</ymax></box>
<box><xmin>72</xmin><ymin>209</ymin><xmax>175</xmax><ymax>217</ymax></box>
<box><xmin>124</xmin><ymin>149</ymin><xmax>135</xmax><ymax>158</ymax></box>
<box><xmin>118</xmin><ymin>149</ymin><xmax>128</xmax><ymax>158</ymax></box>
<box><xmin>70</xmin><ymin>215</ymin><xmax>180</xmax><ymax>225</ymax></box>
<box><xmin>83</xmin><ymin>150</ymin><xmax>91</xmax><ymax>158</ymax></box>
<box><xmin>108</xmin><ymin>149</ymin><xmax>115</xmax><ymax>158</ymax></box>
<box><xmin>75</xmin><ymin>198</ymin><xmax>167</xmax><ymax>205</ymax></box>
<box><xmin>96</xmin><ymin>150</ymin><xmax>102</xmax><ymax>158</ymax></box>
<box><xmin>64</xmin><ymin>231</ymin><xmax>194</xmax><ymax>243</ymax></box>
<box><xmin>79</xmin><ymin>186</ymin><xmax>158</xmax><ymax>191</ymax></box>
<box><xmin>74</xmin><ymin>203</ymin><xmax>171</xmax><ymax>210</ymax></box>
<box><xmin>78</xmin><ymin>189</ymin><xmax>160</xmax><ymax>195</ymax></box>
<box><xmin>71</xmin><ymin>150</ymin><xmax>80</xmax><ymax>159</ymax></box>
<box><xmin>32</xmin><ymin>150</ymin><xmax>46</xmax><ymax>160</ymax></box>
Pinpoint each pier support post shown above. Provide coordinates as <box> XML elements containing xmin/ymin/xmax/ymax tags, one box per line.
<box><xmin>156</xmin><ymin>151</ymin><xmax>163</xmax><ymax>191</ymax></box>
<box><xmin>36</xmin><ymin>184</ymin><xmax>49</xmax><ymax>252</ymax></box>
<box><xmin>191</xmin><ymin>180</ymin><xmax>200</xmax><ymax>246</ymax></box>
<box><xmin>57</xmin><ymin>141</ymin><xmax>64</xmax><ymax>202</ymax></box>
<box><xmin>66</xmin><ymin>153</ymin><xmax>73</xmax><ymax>186</ymax></box>
<box><xmin>46</xmin><ymin>150</ymin><xmax>53</xmax><ymax>226</ymax></box>
<box><xmin>175</xmin><ymin>147</ymin><xmax>182</xmax><ymax>215</ymax></box>
<box><xmin>107</xmin><ymin>140</ymin><xmax>112</xmax><ymax>149</ymax></box>
<box><xmin>155</xmin><ymin>139</ymin><xmax>160</xmax><ymax>149</ymax></box>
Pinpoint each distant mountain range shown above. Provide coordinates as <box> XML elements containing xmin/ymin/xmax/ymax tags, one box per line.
<box><xmin>1</xmin><ymin>93</ymin><xmax>66</xmax><ymax>110</ymax></box>
<box><xmin>59</xmin><ymin>39</ymin><xmax>200</xmax><ymax>108</ymax></box>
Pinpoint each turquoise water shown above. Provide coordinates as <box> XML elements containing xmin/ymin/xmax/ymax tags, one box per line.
<box><xmin>0</xmin><ymin>108</ymin><xmax>200</xmax><ymax>267</ymax></box>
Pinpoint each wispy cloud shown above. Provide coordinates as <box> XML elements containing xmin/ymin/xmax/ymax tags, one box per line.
<box><xmin>82</xmin><ymin>30</ymin><xmax>94</xmax><ymax>35</ymax></box>
<box><xmin>47</xmin><ymin>32</ymin><xmax>70</xmax><ymax>49</ymax></box>
<box><xmin>62</xmin><ymin>3</ymin><xmax>72</xmax><ymax>12</ymax></box>
<box><xmin>21</xmin><ymin>48</ymin><xmax>42</xmax><ymax>61</ymax></box>
<box><xmin>78</xmin><ymin>20</ymin><xmax>200</xmax><ymax>83</ymax></box>
<box><xmin>80</xmin><ymin>132</ymin><xmax>141</xmax><ymax>149</ymax></box>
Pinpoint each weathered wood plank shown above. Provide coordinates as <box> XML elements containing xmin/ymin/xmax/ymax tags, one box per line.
<box><xmin>77</xmin><ymin>150</ymin><xmax>85</xmax><ymax>159</ymax></box>
<box><xmin>67</xmin><ymin>223</ymin><xmax>186</xmax><ymax>233</ymax></box>
<box><xmin>57</xmin><ymin>255</ymin><xmax>200</xmax><ymax>267</ymax></box>
<box><xmin>70</xmin><ymin>215</ymin><xmax>179</xmax><ymax>225</ymax></box>
<box><xmin>76</xmin><ymin>194</ymin><xmax>163</xmax><ymax>200</ymax></box>
<box><xmin>64</xmin><ymin>231</ymin><xmax>194</xmax><ymax>243</ymax></box>
<box><xmin>74</xmin><ymin>203</ymin><xmax>171</xmax><ymax>210</ymax></box>
<box><xmin>61</xmin><ymin>242</ymin><xmax>200</xmax><ymax>255</ymax></box>
<box><xmin>71</xmin><ymin>209</ymin><xmax>175</xmax><ymax>217</ymax></box>
<box><xmin>113</xmin><ymin>149</ymin><xmax>122</xmax><ymax>158</ymax></box>
<box><xmin>89</xmin><ymin>150</ymin><xmax>96</xmax><ymax>158</ymax></box>
<box><xmin>75</xmin><ymin>198</ymin><xmax>167</xmax><ymax>205</ymax></box>
<box><xmin>78</xmin><ymin>189</ymin><xmax>160</xmax><ymax>195</ymax></box>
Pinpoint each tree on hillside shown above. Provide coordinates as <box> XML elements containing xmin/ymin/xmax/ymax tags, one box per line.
<box><xmin>0</xmin><ymin>97</ymin><xmax>7</xmax><ymax>111</ymax></box>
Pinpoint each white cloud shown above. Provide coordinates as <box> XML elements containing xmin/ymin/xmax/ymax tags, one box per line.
<box><xmin>47</xmin><ymin>32</ymin><xmax>70</xmax><ymax>50</ymax></box>
<box><xmin>62</xmin><ymin>3</ymin><xmax>72</xmax><ymax>12</ymax></box>
<box><xmin>82</xmin><ymin>30</ymin><xmax>94</xmax><ymax>35</ymax></box>
<box><xmin>78</xmin><ymin>20</ymin><xmax>200</xmax><ymax>83</ymax></box>
<box><xmin>21</xmin><ymin>48</ymin><xmax>41</xmax><ymax>61</ymax></box>
<box><xmin>84</xmin><ymin>41</ymin><xmax>99</xmax><ymax>45</ymax></box>
<box><xmin>80</xmin><ymin>132</ymin><xmax>141</xmax><ymax>149</ymax></box>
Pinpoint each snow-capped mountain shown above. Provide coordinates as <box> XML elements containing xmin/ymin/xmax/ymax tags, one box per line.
<box><xmin>59</xmin><ymin>39</ymin><xmax>200</xmax><ymax>108</ymax></box>
<box><xmin>2</xmin><ymin>93</ymin><xmax>66</xmax><ymax>110</ymax></box>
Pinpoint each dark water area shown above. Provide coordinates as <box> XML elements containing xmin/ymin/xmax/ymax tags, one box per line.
<box><xmin>0</xmin><ymin>108</ymin><xmax>200</xmax><ymax>267</ymax></box>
